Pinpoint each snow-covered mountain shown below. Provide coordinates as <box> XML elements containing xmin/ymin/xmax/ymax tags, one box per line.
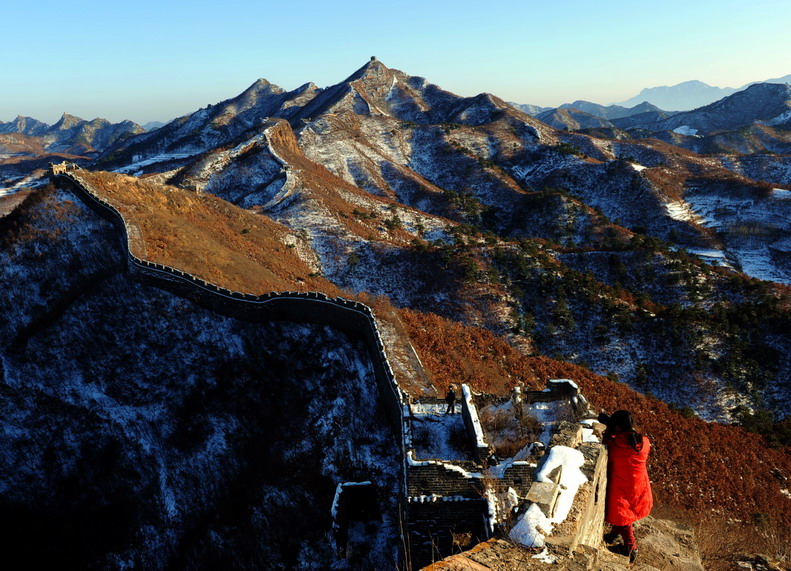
<box><xmin>648</xmin><ymin>83</ymin><xmax>791</xmax><ymax>134</ymax></box>
<box><xmin>87</xmin><ymin>58</ymin><xmax>791</xmax><ymax>423</ymax></box>
<box><xmin>590</xmin><ymin>83</ymin><xmax>791</xmax><ymax>155</ymax></box>
<box><xmin>558</xmin><ymin>100</ymin><xmax>667</xmax><ymax>120</ymax></box>
<box><xmin>2</xmin><ymin>58</ymin><xmax>791</xmax><ymax>568</ymax></box>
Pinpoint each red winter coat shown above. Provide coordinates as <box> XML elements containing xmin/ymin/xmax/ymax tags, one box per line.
<box><xmin>604</xmin><ymin>432</ymin><xmax>653</xmax><ymax>526</ymax></box>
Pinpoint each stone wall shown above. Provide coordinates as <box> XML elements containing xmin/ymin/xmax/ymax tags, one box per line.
<box><xmin>52</xmin><ymin>167</ymin><xmax>412</xmax><ymax>565</ymax></box>
<box><xmin>407</xmin><ymin>498</ymin><xmax>490</xmax><ymax>568</ymax></box>
<box><xmin>53</xmin><ymin>165</ymin><xmax>610</xmax><ymax>569</ymax></box>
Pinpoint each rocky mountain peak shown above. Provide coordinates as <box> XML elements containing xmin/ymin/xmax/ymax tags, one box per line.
<box><xmin>0</xmin><ymin>115</ymin><xmax>49</xmax><ymax>136</ymax></box>
<box><xmin>240</xmin><ymin>77</ymin><xmax>285</xmax><ymax>99</ymax></box>
<box><xmin>51</xmin><ymin>112</ymin><xmax>84</xmax><ymax>131</ymax></box>
<box><xmin>344</xmin><ymin>56</ymin><xmax>392</xmax><ymax>84</ymax></box>
<box><xmin>295</xmin><ymin>81</ymin><xmax>319</xmax><ymax>94</ymax></box>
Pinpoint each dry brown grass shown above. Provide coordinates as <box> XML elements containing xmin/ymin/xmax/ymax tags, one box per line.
<box><xmin>400</xmin><ymin>308</ymin><xmax>542</xmax><ymax>395</ymax></box>
<box><xmin>401</xmin><ymin>307</ymin><xmax>791</xmax><ymax>564</ymax></box>
<box><xmin>80</xmin><ymin>170</ymin><xmax>341</xmax><ymax>295</ymax></box>
<box><xmin>266</xmin><ymin>119</ymin><xmax>446</xmax><ymax>247</ymax></box>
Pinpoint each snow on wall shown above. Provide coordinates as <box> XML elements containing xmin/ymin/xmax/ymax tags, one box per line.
<box><xmin>509</xmin><ymin>445</ymin><xmax>588</xmax><ymax>548</ymax></box>
<box><xmin>462</xmin><ymin>383</ymin><xmax>487</xmax><ymax>449</ymax></box>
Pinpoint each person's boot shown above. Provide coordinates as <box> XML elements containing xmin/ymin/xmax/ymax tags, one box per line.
<box><xmin>629</xmin><ymin>548</ymin><xmax>638</xmax><ymax>564</ymax></box>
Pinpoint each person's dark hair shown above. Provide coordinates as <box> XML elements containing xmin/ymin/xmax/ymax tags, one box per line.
<box><xmin>607</xmin><ymin>410</ymin><xmax>644</xmax><ymax>451</ymax></box>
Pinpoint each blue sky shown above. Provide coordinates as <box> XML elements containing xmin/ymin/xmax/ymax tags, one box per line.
<box><xmin>3</xmin><ymin>0</ymin><xmax>789</xmax><ymax>124</ymax></box>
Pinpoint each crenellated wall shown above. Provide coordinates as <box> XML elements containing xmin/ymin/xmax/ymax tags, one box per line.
<box><xmin>51</xmin><ymin>164</ymin><xmax>412</xmax><ymax>564</ymax></box>
<box><xmin>51</xmin><ymin>164</ymin><xmax>607</xmax><ymax>569</ymax></box>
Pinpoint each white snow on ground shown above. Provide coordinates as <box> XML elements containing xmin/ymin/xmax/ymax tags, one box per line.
<box><xmin>525</xmin><ymin>400</ymin><xmax>574</xmax><ymax>446</ymax></box>
<box><xmin>509</xmin><ymin>504</ymin><xmax>551</xmax><ymax>547</ymax></box>
<box><xmin>535</xmin><ymin>446</ymin><xmax>587</xmax><ymax>521</ymax></box>
<box><xmin>509</xmin><ymin>445</ymin><xmax>588</xmax><ymax>548</ymax></box>
<box><xmin>683</xmin><ymin>190</ymin><xmax>791</xmax><ymax>284</ymax></box>
<box><xmin>463</xmin><ymin>384</ymin><xmax>487</xmax><ymax>449</ymax></box>
<box><xmin>532</xmin><ymin>547</ymin><xmax>557</xmax><ymax>563</ymax></box>
<box><xmin>408</xmin><ymin>402</ymin><xmax>469</xmax><ymax>461</ymax></box>
<box><xmin>781</xmin><ymin>489</ymin><xmax>791</xmax><ymax>499</ymax></box>
<box><xmin>115</xmin><ymin>153</ymin><xmax>196</xmax><ymax>175</ymax></box>
<box><xmin>732</xmin><ymin>247</ymin><xmax>789</xmax><ymax>284</ymax></box>
<box><xmin>686</xmin><ymin>248</ymin><xmax>735</xmax><ymax>269</ymax></box>
<box><xmin>665</xmin><ymin>199</ymin><xmax>708</xmax><ymax>224</ymax></box>
<box><xmin>630</xmin><ymin>163</ymin><xmax>647</xmax><ymax>172</ymax></box>
<box><xmin>673</xmin><ymin>125</ymin><xmax>699</xmax><ymax>136</ymax></box>
<box><xmin>0</xmin><ymin>171</ymin><xmax>47</xmax><ymax>196</ymax></box>
<box><xmin>762</xmin><ymin>109</ymin><xmax>791</xmax><ymax>126</ymax></box>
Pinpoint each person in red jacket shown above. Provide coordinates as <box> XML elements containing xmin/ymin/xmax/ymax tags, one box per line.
<box><xmin>598</xmin><ymin>409</ymin><xmax>653</xmax><ymax>563</ymax></box>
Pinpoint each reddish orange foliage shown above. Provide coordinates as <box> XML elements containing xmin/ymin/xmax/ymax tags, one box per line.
<box><xmin>400</xmin><ymin>309</ymin><xmax>541</xmax><ymax>394</ymax></box>
<box><xmin>402</xmin><ymin>309</ymin><xmax>791</xmax><ymax>530</ymax></box>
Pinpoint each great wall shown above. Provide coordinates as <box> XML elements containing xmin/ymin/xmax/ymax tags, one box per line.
<box><xmin>50</xmin><ymin>161</ymin><xmax>609</xmax><ymax>569</ymax></box>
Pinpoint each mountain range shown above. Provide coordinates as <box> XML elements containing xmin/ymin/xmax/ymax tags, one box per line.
<box><xmin>617</xmin><ymin>74</ymin><xmax>791</xmax><ymax>110</ymax></box>
<box><xmin>1</xmin><ymin>58</ymin><xmax>790</xmax><ymax>568</ymax></box>
<box><xmin>0</xmin><ymin>113</ymin><xmax>143</xmax><ymax>157</ymax></box>
<box><xmin>526</xmin><ymin>82</ymin><xmax>791</xmax><ymax>155</ymax></box>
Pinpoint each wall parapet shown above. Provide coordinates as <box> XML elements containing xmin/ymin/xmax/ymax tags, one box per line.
<box><xmin>51</xmin><ymin>165</ymin><xmax>411</xmax><ymax>567</ymax></box>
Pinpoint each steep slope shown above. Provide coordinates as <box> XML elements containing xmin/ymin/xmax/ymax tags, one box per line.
<box><xmin>5</xmin><ymin>57</ymin><xmax>791</xmax><ymax>570</ymax></box>
<box><xmin>0</xmin><ymin>185</ymin><xmax>401</xmax><ymax>568</ymax></box>
<box><xmin>117</xmin><ymin>59</ymin><xmax>791</xmax><ymax>421</ymax></box>
<box><xmin>76</xmin><ymin>169</ymin><xmax>332</xmax><ymax>294</ymax></box>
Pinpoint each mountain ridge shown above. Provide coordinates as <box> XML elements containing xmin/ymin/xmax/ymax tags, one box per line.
<box><xmin>2</xmin><ymin>57</ymin><xmax>791</xmax><ymax>569</ymax></box>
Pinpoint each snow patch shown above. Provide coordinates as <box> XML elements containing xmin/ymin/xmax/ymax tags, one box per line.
<box><xmin>665</xmin><ymin>200</ymin><xmax>701</xmax><ymax>223</ymax></box>
<box><xmin>462</xmin><ymin>384</ymin><xmax>487</xmax><ymax>449</ymax></box>
<box><xmin>510</xmin><ymin>445</ymin><xmax>588</xmax><ymax>548</ymax></box>
<box><xmin>762</xmin><ymin>109</ymin><xmax>791</xmax><ymax>126</ymax></box>
<box><xmin>532</xmin><ymin>547</ymin><xmax>557</xmax><ymax>564</ymax></box>
<box><xmin>116</xmin><ymin>153</ymin><xmax>195</xmax><ymax>175</ymax></box>
<box><xmin>673</xmin><ymin>125</ymin><xmax>699</xmax><ymax>136</ymax></box>
<box><xmin>509</xmin><ymin>503</ymin><xmax>551</xmax><ymax>547</ymax></box>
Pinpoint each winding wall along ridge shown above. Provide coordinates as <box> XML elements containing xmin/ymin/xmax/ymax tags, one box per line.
<box><xmin>52</xmin><ymin>167</ymin><xmax>411</xmax><ymax>561</ymax></box>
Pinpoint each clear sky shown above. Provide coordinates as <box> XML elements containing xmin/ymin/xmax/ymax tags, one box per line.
<box><xmin>3</xmin><ymin>0</ymin><xmax>790</xmax><ymax>125</ymax></box>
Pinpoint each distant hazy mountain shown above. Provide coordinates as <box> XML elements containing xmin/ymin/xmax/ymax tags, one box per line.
<box><xmin>628</xmin><ymin>83</ymin><xmax>791</xmax><ymax>134</ymax></box>
<box><xmin>619</xmin><ymin>80</ymin><xmax>736</xmax><ymax>111</ymax></box>
<box><xmin>533</xmin><ymin>100</ymin><xmax>675</xmax><ymax>131</ymax></box>
<box><xmin>619</xmin><ymin>75</ymin><xmax>791</xmax><ymax>111</ymax></box>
